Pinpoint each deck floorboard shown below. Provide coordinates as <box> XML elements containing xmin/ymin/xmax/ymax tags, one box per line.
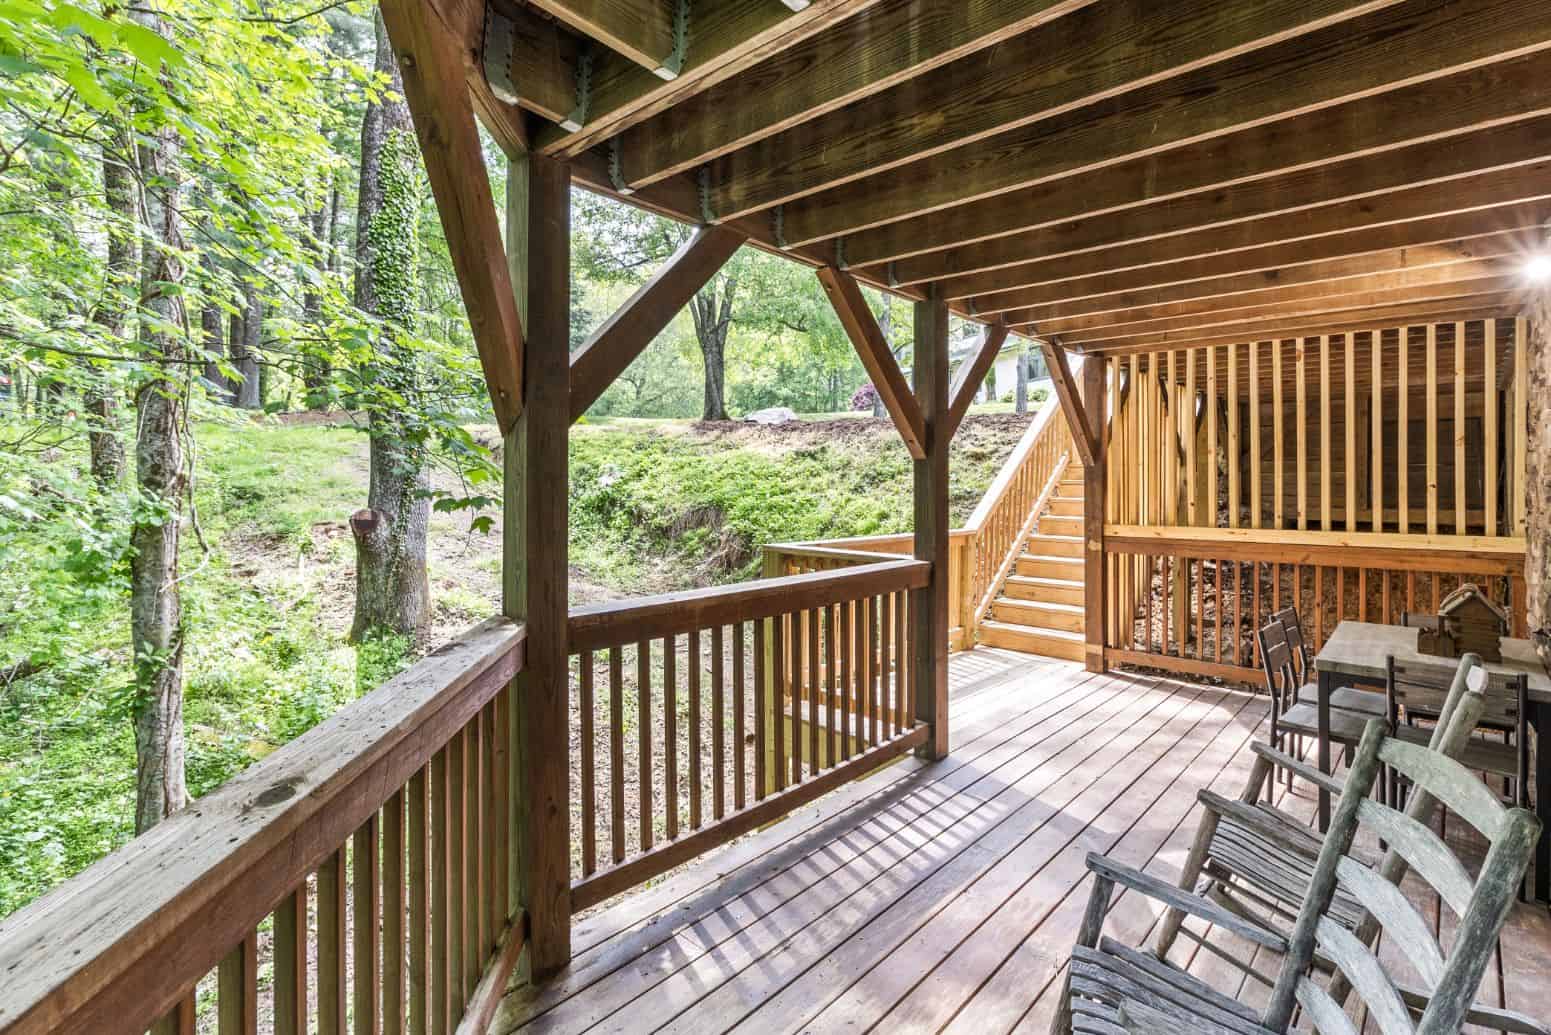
<box><xmin>492</xmin><ymin>652</ymin><xmax>1551</xmax><ymax>1035</ymax></box>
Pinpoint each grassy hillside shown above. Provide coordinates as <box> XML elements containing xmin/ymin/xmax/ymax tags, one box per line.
<box><xmin>0</xmin><ymin>411</ymin><xmax>1031</xmax><ymax>914</ymax></box>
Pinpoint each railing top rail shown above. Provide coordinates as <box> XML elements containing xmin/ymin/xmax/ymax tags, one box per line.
<box><xmin>0</xmin><ymin>617</ymin><xmax>524</xmax><ymax>1035</ymax></box>
<box><xmin>568</xmin><ymin>559</ymin><xmax>929</xmax><ymax>653</ymax></box>
<box><xmin>964</xmin><ymin>397</ymin><xmax>1061</xmax><ymax>532</ymax></box>
<box><xmin>1105</xmin><ymin>525</ymin><xmax>1526</xmax><ymax>574</ymax></box>
<box><xmin>765</xmin><ymin>543</ymin><xmax>913</xmax><ymax>564</ymax></box>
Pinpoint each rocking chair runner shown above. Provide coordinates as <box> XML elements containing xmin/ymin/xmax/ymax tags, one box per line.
<box><xmin>1053</xmin><ymin>715</ymin><xmax>1542</xmax><ymax>1035</ymax></box>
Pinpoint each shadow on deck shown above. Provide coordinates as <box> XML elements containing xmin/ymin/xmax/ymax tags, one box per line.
<box><xmin>492</xmin><ymin>650</ymin><xmax>1551</xmax><ymax>1035</ymax></box>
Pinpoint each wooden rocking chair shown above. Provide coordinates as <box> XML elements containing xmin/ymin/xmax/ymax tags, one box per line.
<box><xmin>1154</xmin><ymin>654</ymin><xmax>1484</xmax><ymax>960</ymax></box>
<box><xmin>1053</xmin><ymin>715</ymin><xmax>1542</xmax><ymax>1035</ymax></box>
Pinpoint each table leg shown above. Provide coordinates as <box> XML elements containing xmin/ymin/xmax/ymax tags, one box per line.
<box><xmin>1534</xmin><ymin>702</ymin><xmax>1549</xmax><ymax>903</ymax></box>
<box><xmin>1318</xmin><ymin>670</ymin><xmax>1332</xmax><ymax>831</ymax></box>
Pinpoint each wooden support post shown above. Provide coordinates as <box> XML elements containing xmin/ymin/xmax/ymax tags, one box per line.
<box><xmin>505</xmin><ymin>150</ymin><xmax>571</xmax><ymax>978</ymax></box>
<box><xmin>1083</xmin><ymin>355</ymin><xmax>1108</xmax><ymax>673</ymax></box>
<box><xmin>913</xmin><ymin>288</ymin><xmax>950</xmax><ymax>759</ymax></box>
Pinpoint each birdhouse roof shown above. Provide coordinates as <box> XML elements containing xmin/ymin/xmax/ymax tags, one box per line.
<box><xmin>1438</xmin><ymin>584</ymin><xmax>1509</xmax><ymax>624</ymax></box>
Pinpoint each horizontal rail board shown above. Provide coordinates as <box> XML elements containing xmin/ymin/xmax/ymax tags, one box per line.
<box><xmin>1104</xmin><ymin>648</ymin><xmax>1262</xmax><ymax>686</ymax></box>
<box><xmin>571</xmin><ymin>724</ymin><xmax>928</xmax><ymax>912</ymax></box>
<box><xmin>567</xmin><ymin>559</ymin><xmax>929</xmax><ymax>652</ymax></box>
<box><xmin>0</xmin><ymin>617</ymin><xmax>524</xmax><ymax>1035</ymax></box>
<box><xmin>1105</xmin><ymin>526</ymin><xmax>1525</xmax><ymax>575</ymax></box>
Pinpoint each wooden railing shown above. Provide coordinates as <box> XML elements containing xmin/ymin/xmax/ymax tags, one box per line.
<box><xmin>0</xmin><ymin>617</ymin><xmax>525</xmax><ymax>1035</ymax></box>
<box><xmin>762</xmin><ymin>398</ymin><xmax>1072</xmax><ymax>648</ymax></box>
<box><xmin>1103</xmin><ymin>526</ymin><xmax>1528</xmax><ymax>684</ymax></box>
<box><xmin>565</xmin><ymin>558</ymin><xmax>929</xmax><ymax>911</ymax></box>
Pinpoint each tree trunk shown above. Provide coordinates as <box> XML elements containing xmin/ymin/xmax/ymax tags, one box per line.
<box><xmin>129</xmin><ymin>10</ymin><xmax>189</xmax><ymax>833</ymax></box>
<box><xmin>1525</xmin><ymin>289</ymin><xmax>1551</xmax><ymax>666</ymax></box>
<box><xmin>86</xmin><ymin>134</ymin><xmax>133</xmax><ymax>486</ymax></box>
<box><xmin>1015</xmin><ymin>345</ymin><xmax>1029</xmax><ymax>414</ymax></box>
<box><xmin>350</xmin><ymin>13</ymin><xmax>427</xmax><ymax>642</ymax></box>
<box><xmin>301</xmin><ymin>179</ymin><xmax>331</xmax><ymax>404</ymax></box>
<box><xmin>872</xmin><ymin>303</ymin><xmax>891</xmax><ymax>418</ymax></box>
<box><xmin>690</xmin><ymin>278</ymin><xmax>735</xmax><ymax>422</ymax></box>
<box><xmin>231</xmin><ymin>276</ymin><xmax>262</xmax><ymax>409</ymax></box>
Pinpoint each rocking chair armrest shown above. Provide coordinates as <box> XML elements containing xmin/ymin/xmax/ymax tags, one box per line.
<box><xmin>1248</xmin><ymin>741</ymin><xmax>1344</xmax><ymax>796</ymax></box>
<box><xmin>1085</xmin><ymin>854</ymin><xmax>1287</xmax><ymax>950</ymax></box>
<box><xmin>1395</xmin><ymin>984</ymin><xmax>1551</xmax><ymax>1035</ymax></box>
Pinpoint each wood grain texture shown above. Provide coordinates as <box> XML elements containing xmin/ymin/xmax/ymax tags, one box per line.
<box><xmin>818</xmin><ymin>267</ymin><xmax>925</xmax><ymax>458</ymax></box>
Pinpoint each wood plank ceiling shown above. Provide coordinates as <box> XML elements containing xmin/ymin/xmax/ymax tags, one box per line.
<box><xmin>457</xmin><ymin>0</ymin><xmax>1551</xmax><ymax>358</ymax></box>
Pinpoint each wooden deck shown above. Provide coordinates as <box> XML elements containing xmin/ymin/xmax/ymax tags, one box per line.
<box><xmin>491</xmin><ymin>650</ymin><xmax>1551</xmax><ymax>1035</ymax></box>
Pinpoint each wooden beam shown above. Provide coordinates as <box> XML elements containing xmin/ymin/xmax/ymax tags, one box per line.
<box><xmin>912</xmin><ymin>288</ymin><xmax>950</xmax><ymax>759</ymax></box>
<box><xmin>484</xmin><ymin>4</ymin><xmax>587</xmax><ymax>130</ymax></box>
<box><xmin>569</xmin><ymin>225</ymin><xmax>746</xmax><ymax>421</ymax></box>
<box><xmin>1075</xmin><ymin>297</ymin><xmax>1522</xmax><ymax>356</ymax></box>
<box><xmin>944</xmin><ymin>323</ymin><xmax>1009</xmax><ymax>441</ymax></box>
<box><xmin>868</xmin><ymin>111</ymin><xmax>1551</xmax><ymax>283</ymax></box>
<box><xmin>816</xmin><ymin>267</ymin><xmax>925</xmax><ymax>458</ymax></box>
<box><xmin>1082</xmin><ymin>354</ymin><xmax>1107</xmax><ymax>673</ymax></box>
<box><xmin>738</xmin><ymin>2</ymin><xmax>1551</xmax><ymax>237</ymax></box>
<box><xmin>1039</xmin><ymin>340</ymin><xmax>1098</xmax><ymax>467</ymax></box>
<box><xmin>380</xmin><ymin>0</ymin><xmax>525</xmax><ymax>432</ymax></box>
<box><xmin>932</xmin><ymin>171</ymin><xmax>1551</xmax><ymax>303</ymax></box>
<box><xmin>702</xmin><ymin>0</ymin><xmax>1416</xmax><ymax>223</ymax></box>
<box><xmin>504</xmin><ymin>151</ymin><xmax>572</xmax><ymax>977</ymax></box>
<box><xmin>529</xmin><ymin>0</ymin><xmax>682</xmax><ymax>79</ymax></box>
<box><xmin>981</xmin><ymin>233</ymin><xmax>1527</xmax><ymax>322</ymax></box>
<box><xmin>611</xmin><ymin>0</ymin><xmax>1094</xmax><ymax>188</ymax></box>
<box><xmin>1041</xmin><ymin>275</ymin><xmax>1519</xmax><ymax>344</ymax></box>
<box><xmin>533</xmin><ymin>1</ymin><xmax>884</xmax><ymax>156</ymax></box>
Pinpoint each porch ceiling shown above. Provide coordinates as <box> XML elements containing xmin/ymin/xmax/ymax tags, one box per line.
<box><xmin>450</xmin><ymin>0</ymin><xmax>1550</xmax><ymax>350</ymax></box>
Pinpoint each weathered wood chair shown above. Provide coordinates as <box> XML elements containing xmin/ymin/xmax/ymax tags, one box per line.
<box><xmin>1259</xmin><ymin>619</ymin><xmax>1370</xmax><ymax>774</ymax></box>
<box><xmin>1154</xmin><ymin>653</ymin><xmax>1482</xmax><ymax>960</ymax></box>
<box><xmin>1055</xmin><ymin>716</ymin><xmax>1542</xmax><ymax>1035</ymax></box>
<box><xmin>1276</xmin><ymin>606</ymin><xmax>1386</xmax><ymax>719</ymax></box>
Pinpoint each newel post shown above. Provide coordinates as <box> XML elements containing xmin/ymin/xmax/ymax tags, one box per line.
<box><xmin>913</xmin><ymin>288</ymin><xmax>951</xmax><ymax>759</ymax></box>
<box><xmin>1082</xmin><ymin>355</ymin><xmax>1108</xmax><ymax>673</ymax></box>
<box><xmin>505</xmin><ymin>150</ymin><xmax>572</xmax><ymax>977</ymax></box>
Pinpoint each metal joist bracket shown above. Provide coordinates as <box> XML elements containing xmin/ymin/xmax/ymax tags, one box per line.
<box><xmin>654</xmin><ymin>0</ymin><xmax>690</xmax><ymax>80</ymax></box>
<box><xmin>771</xmin><ymin>205</ymin><xmax>788</xmax><ymax>249</ymax></box>
<box><xmin>834</xmin><ymin>237</ymin><xmax>847</xmax><ymax>271</ymax></box>
<box><xmin>697</xmin><ymin>167</ymin><xmax>716</xmax><ymax>224</ymax></box>
<box><xmin>482</xmin><ymin>3</ymin><xmax>519</xmax><ymax>106</ymax></box>
<box><xmin>608</xmin><ymin>137</ymin><xmax>634</xmax><ymax>195</ymax></box>
<box><xmin>562</xmin><ymin>46</ymin><xmax>592</xmax><ymax>133</ymax></box>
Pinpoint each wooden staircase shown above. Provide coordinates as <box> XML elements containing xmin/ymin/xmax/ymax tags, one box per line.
<box><xmin>976</xmin><ymin>465</ymin><xmax>1087</xmax><ymax>661</ymax></box>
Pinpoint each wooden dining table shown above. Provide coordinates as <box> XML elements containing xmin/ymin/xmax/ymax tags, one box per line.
<box><xmin>1313</xmin><ymin>620</ymin><xmax>1551</xmax><ymax>900</ymax></box>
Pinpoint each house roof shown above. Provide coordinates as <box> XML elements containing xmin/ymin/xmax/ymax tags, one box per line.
<box><xmin>432</xmin><ymin>0</ymin><xmax>1544</xmax><ymax>356</ymax></box>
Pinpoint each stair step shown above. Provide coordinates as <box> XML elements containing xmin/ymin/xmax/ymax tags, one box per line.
<box><xmin>1024</xmin><ymin>533</ymin><xmax>1083</xmax><ymax>558</ymax></box>
<box><xmin>978</xmin><ymin>620</ymin><xmax>1085</xmax><ymax>661</ymax></box>
<box><xmin>1049</xmin><ymin>497</ymin><xmax>1084</xmax><ymax>517</ymax></box>
<box><xmin>1038</xmin><ymin>514</ymin><xmax>1082</xmax><ymax>536</ymax></box>
<box><xmin>991</xmin><ymin>597</ymin><xmax>1084</xmax><ymax>633</ymax></box>
<box><xmin>1016</xmin><ymin>553</ymin><xmax>1084</xmax><ymax>580</ymax></box>
<box><xmin>1002</xmin><ymin>575</ymin><xmax>1085</xmax><ymax>606</ymax></box>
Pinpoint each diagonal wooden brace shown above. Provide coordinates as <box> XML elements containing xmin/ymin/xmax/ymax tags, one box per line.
<box><xmin>817</xmin><ymin>267</ymin><xmax>926</xmax><ymax>459</ymax></box>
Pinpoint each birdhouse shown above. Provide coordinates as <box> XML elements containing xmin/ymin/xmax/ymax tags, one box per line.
<box><xmin>1417</xmin><ymin>583</ymin><xmax>1509</xmax><ymax>662</ymax></box>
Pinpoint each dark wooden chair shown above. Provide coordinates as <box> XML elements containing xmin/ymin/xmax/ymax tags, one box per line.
<box><xmin>1153</xmin><ymin>653</ymin><xmax>1482</xmax><ymax>961</ymax></box>
<box><xmin>1055</xmin><ymin>715</ymin><xmax>1543</xmax><ymax>1035</ymax></box>
<box><xmin>1258</xmin><ymin>620</ymin><xmax>1367</xmax><ymax>767</ymax></box>
<box><xmin>1274</xmin><ymin>606</ymin><xmax>1386</xmax><ymax>719</ymax></box>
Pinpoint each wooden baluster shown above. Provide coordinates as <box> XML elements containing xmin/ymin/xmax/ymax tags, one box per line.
<box><xmin>274</xmin><ymin>886</ymin><xmax>309</xmax><ymax>1035</ymax></box>
<box><xmin>838</xmin><ymin>601</ymin><xmax>852</xmax><ymax>762</ymax></box>
<box><xmin>354</xmin><ymin>813</ymin><xmax>381</xmax><ymax>1035</ymax></box>
<box><xmin>320</xmin><ymin>848</ymin><xmax>347</xmax><ymax>1035</ymax></box>
<box><xmin>493</xmin><ymin>684</ymin><xmax>511</xmax><ymax>942</ymax></box>
<box><xmin>871</xmin><ymin>595</ymin><xmax>884</xmax><ymax>743</ymax></box>
<box><xmin>1160</xmin><ymin>556</ymin><xmax>1170</xmax><ymax>656</ymax></box>
<box><xmin>790</xmin><ymin>611</ymin><xmax>803</xmax><ymax>785</ymax></box>
<box><xmin>771</xmin><ymin>615</ymin><xmax>787</xmax><ymax>793</ymax></box>
<box><xmin>430</xmin><ymin>749</ymin><xmax>450</xmax><ymax>1035</ymax></box>
<box><xmin>1486</xmin><ymin>318</ymin><xmax>1498</xmax><ymax>536</ymax></box>
<box><xmin>689</xmin><ymin>628</ymin><xmax>703</xmax><ymax>830</ymax></box>
<box><xmin>608</xmin><ymin>648</ymin><xmax>624</xmax><ymax>862</ymax></box>
<box><xmin>808</xmin><ymin>607</ymin><xmax>821</xmax><ymax>772</ymax></box>
<box><xmin>753</xmin><ymin>620</ymin><xmax>766</xmax><ymax>800</ymax></box>
<box><xmin>463</xmin><ymin>721</ymin><xmax>481</xmax><ymax>1003</ymax></box>
<box><xmin>217</xmin><ymin>931</ymin><xmax>258</xmax><ymax>1035</ymax></box>
<box><xmin>733</xmin><ymin>622</ymin><xmax>747</xmax><ymax>810</ymax></box>
<box><xmin>384</xmin><ymin>788</ymin><xmax>406</xmax><ymax>1035</ymax></box>
<box><xmin>482</xmin><ymin>700</ymin><xmax>499</xmax><ymax>954</ymax></box>
<box><xmin>825</xmin><ymin>605</ymin><xmax>838</xmax><ymax>765</ymax></box>
<box><xmin>580</xmin><ymin>653</ymin><xmax>596</xmax><ymax>875</ymax></box>
<box><xmin>637</xmin><ymin>640</ymin><xmax>653</xmax><ymax>848</ymax></box>
<box><xmin>878</xmin><ymin>594</ymin><xmax>893</xmax><ymax>739</ymax></box>
<box><xmin>446</xmin><ymin>732</ymin><xmax>465</xmax><ymax>1018</ymax></box>
<box><xmin>1145</xmin><ymin>556</ymin><xmax>1155</xmax><ymax>655</ymax></box>
<box><xmin>711</xmin><ymin>625</ymin><xmax>726</xmax><ymax>820</ymax></box>
<box><xmin>152</xmin><ymin>992</ymin><xmax>197</xmax><ymax>1035</ymax></box>
<box><xmin>1213</xmin><ymin>560</ymin><xmax>1223</xmax><ymax>663</ymax></box>
<box><xmin>664</xmin><ymin>634</ymin><xmax>678</xmax><ymax>839</ymax></box>
<box><xmin>407</xmin><ymin>768</ymin><xmax>428</xmax><ymax>1035</ymax></box>
<box><xmin>894</xmin><ymin>591</ymin><xmax>908</xmax><ymax>726</ymax></box>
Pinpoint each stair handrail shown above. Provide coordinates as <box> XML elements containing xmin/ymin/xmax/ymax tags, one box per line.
<box><xmin>959</xmin><ymin>399</ymin><xmax>1072</xmax><ymax>639</ymax></box>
